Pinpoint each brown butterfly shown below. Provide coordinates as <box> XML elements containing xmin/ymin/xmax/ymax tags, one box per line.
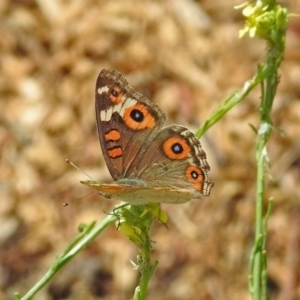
<box><xmin>81</xmin><ymin>69</ymin><xmax>213</xmax><ymax>204</ymax></box>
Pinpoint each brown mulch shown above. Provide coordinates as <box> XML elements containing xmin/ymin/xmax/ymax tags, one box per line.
<box><xmin>1</xmin><ymin>1</ymin><xmax>300</xmax><ymax>299</ymax></box>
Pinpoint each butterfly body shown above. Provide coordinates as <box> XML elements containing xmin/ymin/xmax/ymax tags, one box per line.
<box><xmin>81</xmin><ymin>69</ymin><xmax>213</xmax><ymax>204</ymax></box>
<box><xmin>82</xmin><ymin>181</ymin><xmax>197</xmax><ymax>204</ymax></box>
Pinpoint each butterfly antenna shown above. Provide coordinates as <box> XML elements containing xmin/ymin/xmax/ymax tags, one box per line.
<box><xmin>63</xmin><ymin>191</ymin><xmax>95</xmax><ymax>207</ymax></box>
<box><xmin>65</xmin><ymin>158</ymin><xmax>95</xmax><ymax>181</ymax></box>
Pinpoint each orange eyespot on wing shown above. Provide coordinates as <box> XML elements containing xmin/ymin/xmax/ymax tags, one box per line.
<box><xmin>107</xmin><ymin>146</ymin><xmax>123</xmax><ymax>158</ymax></box>
<box><xmin>123</xmin><ymin>104</ymin><xmax>156</xmax><ymax>130</ymax></box>
<box><xmin>105</xmin><ymin>130</ymin><xmax>121</xmax><ymax>142</ymax></box>
<box><xmin>162</xmin><ymin>137</ymin><xmax>191</xmax><ymax>160</ymax></box>
<box><xmin>185</xmin><ymin>165</ymin><xmax>204</xmax><ymax>191</ymax></box>
<box><xmin>109</xmin><ymin>87</ymin><xmax>123</xmax><ymax>104</ymax></box>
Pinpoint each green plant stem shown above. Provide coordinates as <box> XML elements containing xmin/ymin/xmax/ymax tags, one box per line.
<box><xmin>140</xmin><ymin>261</ymin><xmax>158</xmax><ymax>297</ymax></box>
<box><xmin>252</xmin><ymin>56</ymin><xmax>279</xmax><ymax>299</ymax></box>
<box><xmin>253</xmin><ymin>134</ymin><xmax>267</xmax><ymax>299</ymax></box>
<box><xmin>234</xmin><ymin>1</ymin><xmax>288</xmax><ymax>298</ymax></box>
<box><xmin>18</xmin><ymin>214</ymin><xmax>116</xmax><ymax>300</ymax></box>
<box><xmin>195</xmin><ymin>65</ymin><xmax>274</xmax><ymax>138</ymax></box>
<box><xmin>134</xmin><ymin>260</ymin><xmax>158</xmax><ymax>300</ymax></box>
<box><xmin>252</xmin><ymin>39</ymin><xmax>285</xmax><ymax>300</ymax></box>
<box><xmin>118</xmin><ymin>204</ymin><xmax>162</xmax><ymax>300</ymax></box>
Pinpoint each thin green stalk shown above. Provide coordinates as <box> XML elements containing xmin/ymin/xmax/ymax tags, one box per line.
<box><xmin>133</xmin><ymin>257</ymin><xmax>159</xmax><ymax>300</ymax></box>
<box><xmin>252</xmin><ymin>59</ymin><xmax>279</xmax><ymax>300</ymax></box>
<box><xmin>118</xmin><ymin>203</ymin><xmax>165</xmax><ymax>300</ymax></box>
<box><xmin>195</xmin><ymin>65</ymin><xmax>273</xmax><ymax>138</ymax></box>
<box><xmin>16</xmin><ymin>214</ymin><xmax>116</xmax><ymax>300</ymax></box>
<box><xmin>235</xmin><ymin>1</ymin><xmax>289</xmax><ymax>299</ymax></box>
<box><xmin>253</xmin><ymin>130</ymin><xmax>267</xmax><ymax>299</ymax></box>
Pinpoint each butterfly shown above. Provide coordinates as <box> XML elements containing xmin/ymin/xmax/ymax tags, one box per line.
<box><xmin>81</xmin><ymin>69</ymin><xmax>213</xmax><ymax>204</ymax></box>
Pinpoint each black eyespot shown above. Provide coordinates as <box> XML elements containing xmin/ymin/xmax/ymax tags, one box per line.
<box><xmin>191</xmin><ymin>170</ymin><xmax>199</xmax><ymax>179</ymax></box>
<box><xmin>171</xmin><ymin>143</ymin><xmax>183</xmax><ymax>154</ymax></box>
<box><xmin>130</xmin><ymin>109</ymin><xmax>144</xmax><ymax>122</ymax></box>
<box><xmin>111</xmin><ymin>89</ymin><xmax>119</xmax><ymax>97</ymax></box>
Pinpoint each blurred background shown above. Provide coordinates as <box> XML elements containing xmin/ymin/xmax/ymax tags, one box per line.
<box><xmin>1</xmin><ymin>0</ymin><xmax>300</xmax><ymax>299</ymax></box>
